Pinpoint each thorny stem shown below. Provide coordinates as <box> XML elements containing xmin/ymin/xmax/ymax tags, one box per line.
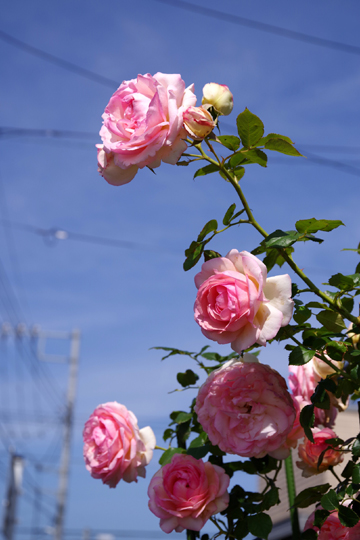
<box><xmin>196</xmin><ymin>140</ymin><xmax>360</xmax><ymax>327</ymax></box>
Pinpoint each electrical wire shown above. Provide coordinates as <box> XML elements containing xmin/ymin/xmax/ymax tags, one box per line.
<box><xmin>0</xmin><ymin>29</ymin><xmax>118</xmax><ymax>88</ymax></box>
<box><xmin>151</xmin><ymin>0</ymin><xmax>360</xmax><ymax>56</ymax></box>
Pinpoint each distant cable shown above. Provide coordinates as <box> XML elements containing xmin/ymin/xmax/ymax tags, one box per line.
<box><xmin>151</xmin><ymin>0</ymin><xmax>360</xmax><ymax>56</ymax></box>
<box><xmin>0</xmin><ymin>29</ymin><xmax>118</xmax><ymax>88</ymax></box>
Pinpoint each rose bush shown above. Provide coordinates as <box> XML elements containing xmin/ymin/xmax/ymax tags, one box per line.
<box><xmin>194</xmin><ymin>249</ymin><xmax>294</xmax><ymax>352</ymax></box>
<box><xmin>97</xmin><ymin>72</ymin><xmax>196</xmax><ymax>185</ymax></box>
<box><xmin>297</xmin><ymin>427</ymin><xmax>344</xmax><ymax>477</ymax></box>
<box><xmin>194</xmin><ymin>356</ymin><xmax>296</xmax><ymax>459</ymax></box>
<box><xmin>305</xmin><ymin>509</ymin><xmax>360</xmax><ymax>539</ymax></box>
<box><xmin>83</xmin><ymin>402</ymin><xmax>155</xmax><ymax>487</ymax></box>
<box><xmin>148</xmin><ymin>453</ymin><xmax>230</xmax><ymax>533</ymax></box>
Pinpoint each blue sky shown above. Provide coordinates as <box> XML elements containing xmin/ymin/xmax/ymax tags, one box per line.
<box><xmin>1</xmin><ymin>0</ymin><xmax>360</xmax><ymax>538</ymax></box>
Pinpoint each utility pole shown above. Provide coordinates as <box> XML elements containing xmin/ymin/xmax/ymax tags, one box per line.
<box><xmin>2</xmin><ymin>453</ymin><xmax>24</xmax><ymax>540</ymax></box>
<box><xmin>36</xmin><ymin>328</ymin><xmax>81</xmax><ymax>540</ymax></box>
<box><xmin>53</xmin><ymin>329</ymin><xmax>80</xmax><ymax>540</ymax></box>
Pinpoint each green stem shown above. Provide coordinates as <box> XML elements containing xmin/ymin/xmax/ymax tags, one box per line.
<box><xmin>155</xmin><ymin>445</ymin><xmax>167</xmax><ymax>451</ymax></box>
<box><xmin>284</xmin><ymin>451</ymin><xmax>301</xmax><ymax>540</ymax></box>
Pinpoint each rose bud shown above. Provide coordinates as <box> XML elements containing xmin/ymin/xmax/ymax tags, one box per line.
<box><xmin>183</xmin><ymin>106</ymin><xmax>216</xmax><ymax>139</ymax></box>
<box><xmin>202</xmin><ymin>83</ymin><xmax>234</xmax><ymax>116</ymax></box>
<box><xmin>296</xmin><ymin>427</ymin><xmax>344</xmax><ymax>477</ymax></box>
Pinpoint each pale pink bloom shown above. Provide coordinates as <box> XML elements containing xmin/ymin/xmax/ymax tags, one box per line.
<box><xmin>194</xmin><ymin>250</ymin><xmax>293</xmax><ymax>352</ymax></box>
<box><xmin>83</xmin><ymin>402</ymin><xmax>156</xmax><ymax>487</ymax></box>
<box><xmin>297</xmin><ymin>427</ymin><xmax>344</xmax><ymax>478</ymax></box>
<box><xmin>282</xmin><ymin>395</ymin><xmax>305</xmax><ymax>451</ymax></box>
<box><xmin>98</xmin><ymin>73</ymin><xmax>196</xmax><ymax>184</ymax></box>
<box><xmin>183</xmin><ymin>106</ymin><xmax>216</xmax><ymax>139</ymax></box>
<box><xmin>194</xmin><ymin>357</ymin><xmax>296</xmax><ymax>459</ymax></box>
<box><xmin>202</xmin><ymin>83</ymin><xmax>233</xmax><ymax>116</ymax></box>
<box><xmin>313</xmin><ymin>354</ymin><xmax>344</xmax><ymax>379</ymax></box>
<box><xmin>148</xmin><ymin>453</ymin><xmax>229</xmax><ymax>533</ymax></box>
<box><xmin>305</xmin><ymin>509</ymin><xmax>360</xmax><ymax>539</ymax></box>
<box><xmin>289</xmin><ymin>361</ymin><xmax>338</xmax><ymax>428</ymax></box>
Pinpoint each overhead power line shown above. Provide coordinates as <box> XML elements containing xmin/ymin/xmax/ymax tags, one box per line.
<box><xmin>151</xmin><ymin>0</ymin><xmax>360</xmax><ymax>56</ymax></box>
<box><xmin>0</xmin><ymin>29</ymin><xmax>118</xmax><ymax>89</ymax></box>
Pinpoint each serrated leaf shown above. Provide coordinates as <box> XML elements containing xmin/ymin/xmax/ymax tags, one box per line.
<box><xmin>329</xmin><ymin>273</ymin><xmax>360</xmax><ymax>291</ymax></box>
<box><xmin>294</xmin><ymin>306</ymin><xmax>312</xmax><ymax>325</ymax></box>
<box><xmin>244</xmin><ymin>148</ymin><xmax>268</xmax><ymax>167</ymax></box>
<box><xmin>296</xmin><ymin>218</ymin><xmax>344</xmax><ymax>234</ymax></box>
<box><xmin>183</xmin><ymin>242</ymin><xmax>203</xmax><ymax>271</ymax></box>
<box><xmin>352</xmin><ymin>464</ymin><xmax>360</xmax><ymax>483</ymax></box>
<box><xmin>305</xmin><ymin>301</ymin><xmax>328</xmax><ymax>309</ymax></box>
<box><xmin>172</xmin><ymin>412</ymin><xmax>192</xmax><ymax>424</ymax></box>
<box><xmin>229</xmin><ymin>152</ymin><xmax>248</xmax><ymax>168</ymax></box>
<box><xmin>313</xmin><ymin>509</ymin><xmax>331</xmax><ymax>529</ymax></box>
<box><xmin>256</xmin><ymin>133</ymin><xmax>294</xmax><ymax>146</ymax></box>
<box><xmin>338</xmin><ymin>505</ymin><xmax>360</xmax><ymax>528</ymax></box>
<box><xmin>163</xmin><ymin>428</ymin><xmax>174</xmax><ymax>441</ymax></box>
<box><xmin>159</xmin><ymin>447</ymin><xmax>185</xmax><ymax>465</ymax></box>
<box><xmin>353</xmin><ymin>437</ymin><xmax>360</xmax><ymax>457</ymax></box>
<box><xmin>216</xmin><ymin>135</ymin><xmax>240</xmax><ymax>151</ymax></box>
<box><xmin>263</xmin><ymin>229</ymin><xmax>301</xmax><ymax>248</ymax></box>
<box><xmin>247</xmin><ymin>513</ymin><xmax>272</xmax><ymax>539</ymax></box>
<box><xmin>186</xmin><ymin>444</ymin><xmax>210</xmax><ymax>459</ymax></box>
<box><xmin>197</xmin><ymin>219</ymin><xmax>218</xmax><ymax>241</ymax></box>
<box><xmin>316</xmin><ymin>310</ymin><xmax>346</xmax><ymax>332</ymax></box>
<box><xmin>236</xmin><ymin>108</ymin><xmax>264</xmax><ymax>148</ymax></box>
<box><xmin>293</xmin><ymin>484</ymin><xmax>331</xmax><ymax>508</ymax></box>
<box><xmin>341</xmin><ymin>297</ymin><xmax>354</xmax><ymax>313</ymax></box>
<box><xmin>223</xmin><ymin>203</ymin><xmax>236</xmax><ymax>225</ymax></box>
<box><xmin>321</xmin><ymin>489</ymin><xmax>339</xmax><ymax>511</ymax></box>
<box><xmin>264</xmin><ymin>138</ymin><xmax>303</xmax><ymax>156</ymax></box>
<box><xmin>289</xmin><ymin>346</ymin><xmax>316</xmax><ymax>366</ymax></box>
<box><xmin>194</xmin><ymin>163</ymin><xmax>219</xmax><ymax>178</ymax></box>
<box><xmin>233</xmin><ymin>166</ymin><xmax>245</xmax><ymax>180</ymax></box>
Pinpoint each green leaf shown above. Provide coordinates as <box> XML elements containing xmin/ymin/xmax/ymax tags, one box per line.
<box><xmin>316</xmin><ymin>310</ymin><xmax>346</xmax><ymax>332</ymax></box>
<box><xmin>306</xmin><ymin>301</ymin><xmax>328</xmax><ymax>309</ymax></box>
<box><xmin>163</xmin><ymin>428</ymin><xmax>174</xmax><ymax>441</ymax></box>
<box><xmin>263</xmin><ymin>229</ymin><xmax>301</xmax><ymax>249</ymax></box>
<box><xmin>177</xmin><ymin>369</ymin><xmax>199</xmax><ymax>387</ymax></box>
<box><xmin>261</xmin><ymin>485</ymin><xmax>280</xmax><ymax>510</ymax></box>
<box><xmin>295</xmin><ymin>218</ymin><xmax>344</xmax><ymax>234</ymax></box>
<box><xmin>216</xmin><ymin>135</ymin><xmax>240</xmax><ymax>151</ymax></box>
<box><xmin>234</xmin><ymin>518</ymin><xmax>249</xmax><ymax>539</ymax></box>
<box><xmin>300</xmin><ymin>404</ymin><xmax>315</xmax><ymax>442</ymax></box>
<box><xmin>223</xmin><ymin>203</ymin><xmax>236</xmax><ymax>225</ymax></box>
<box><xmin>293</xmin><ymin>306</ymin><xmax>312</xmax><ymax>325</ymax></box>
<box><xmin>194</xmin><ymin>163</ymin><xmax>219</xmax><ymax>178</ymax></box>
<box><xmin>236</xmin><ymin>108</ymin><xmax>264</xmax><ymax>148</ymax></box>
<box><xmin>247</xmin><ymin>513</ymin><xmax>272</xmax><ymax>540</ymax></box>
<box><xmin>338</xmin><ymin>505</ymin><xmax>360</xmax><ymax>528</ymax></box>
<box><xmin>293</xmin><ymin>484</ymin><xmax>331</xmax><ymax>508</ymax></box>
<box><xmin>233</xmin><ymin>166</ymin><xmax>246</xmax><ymax>180</ymax></box>
<box><xmin>321</xmin><ymin>489</ymin><xmax>339</xmax><ymax>511</ymax></box>
<box><xmin>341</xmin><ymin>297</ymin><xmax>354</xmax><ymax>313</ymax></box>
<box><xmin>189</xmin><ymin>433</ymin><xmax>207</xmax><ymax>448</ymax></box>
<box><xmin>159</xmin><ymin>447</ymin><xmax>185</xmax><ymax>465</ymax></box>
<box><xmin>289</xmin><ymin>346</ymin><xmax>316</xmax><ymax>366</ymax></box>
<box><xmin>197</xmin><ymin>219</ymin><xmax>218</xmax><ymax>242</ymax></box>
<box><xmin>183</xmin><ymin>240</ymin><xmax>203</xmax><ymax>271</ymax></box>
<box><xmin>353</xmin><ymin>464</ymin><xmax>360</xmax><ymax>483</ymax></box>
<box><xmin>256</xmin><ymin>133</ymin><xmax>294</xmax><ymax>146</ymax></box>
<box><xmin>244</xmin><ymin>148</ymin><xmax>268</xmax><ymax>167</ymax></box>
<box><xmin>229</xmin><ymin>153</ymin><xmax>248</xmax><ymax>168</ymax></box>
<box><xmin>186</xmin><ymin>444</ymin><xmax>210</xmax><ymax>459</ymax></box>
<box><xmin>328</xmin><ymin>273</ymin><xmax>360</xmax><ymax>291</ymax></box>
<box><xmin>353</xmin><ymin>436</ymin><xmax>360</xmax><ymax>457</ymax></box>
<box><xmin>173</xmin><ymin>412</ymin><xmax>192</xmax><ymax>424</ymax></box>
<box><xmin>313</xmin><ymin>509</ymin><xmax>331</xmax><ymax>529</ymax></box>
<box><xmin>203</xmin><ymin>249</ymin><xmax>222</xmax><ymax>261</ymax></box>
<box><xmin>264</xmin><ymin>138</ymin><xmax>303</xmax><ymax>156</ymax></box>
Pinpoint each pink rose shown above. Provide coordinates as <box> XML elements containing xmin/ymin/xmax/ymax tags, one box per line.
<box><xmin>283</xmin><ymin>395</ymin><xmax>305</xmax><ymax>450</ymax></box>
<box><xmin>148</xmin><ymin>453</ymin><xmax>230</xmax><ymax>533</ymax></box>
<box><xmin>83</xmin><ymin>402</ymin><xmax>156</xmax><ymax>487</ymax></box>
<box><xmin>194</xmin><ymin>250</ymin><xmax>294</xmax><ymax>352</ymax></box>
<box><xmin>96</xmin><ymin>146</ymin><xmax>138</xmax><ymax>186</ymax></box>
<box><xmin>98</xmin><ymin>73</ymin><xmax>196</xmax><ymax>185</ymax></box>
<box><xmin>183</xmin><ymin>106</ymin><xmax>216</xmax><ymax>139</ymax></box>
<box><xmin>305</xmin><ymin>509</ymin><xmax>360</xmax><ymax>539</ymax></box>
<box><xmin>297</xmin><ymin>427</ymin><xmax>344</xmax><ymax>477</ymax></box>
<box><xmin>194</xmin><ymin>357</ymin><xmax>296</xmax><ymax>459</ymax></box>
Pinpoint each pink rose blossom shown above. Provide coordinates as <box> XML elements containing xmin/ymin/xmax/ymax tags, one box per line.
<box><xmin>305</xmin><ymin>509</ymin><xmax>360</xmax><ymax>539</ymax></box>
<box><xmin>194</xmin><ymin>250</ymin><xmax>294</xmax><ymax>352</ymax></box>
<box><xmin>83</xmin><ymin>402</ymin><xmax>156</xmax><ymax>487</ymax></box>
<box><xmin>183</xmin><ymin>106</ymin><xmax>216</xmax><ymax>139</ymax></box>
<box><xmin>148</xmin><ymin>453</ymin><xmax>230</xmax><ymax>533</ymax></box>
<box><xmin>98</xmin><ymin>73</ymin><xmax>196</xmax><ymax>185</ymax></box>
<box><xmin>297</xmin><ymin>427</ymin><xmax>344</xmax><ymax>477</ymax></box>
<box><xmin>96</xmin><ymin>146</ymin><xmax>138</xmax><ymax>186</ymax></box>
<box><xmin>194</xmin><ymin>357</ymin><xmax>296</xmax><ymax>459</ymax></box>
